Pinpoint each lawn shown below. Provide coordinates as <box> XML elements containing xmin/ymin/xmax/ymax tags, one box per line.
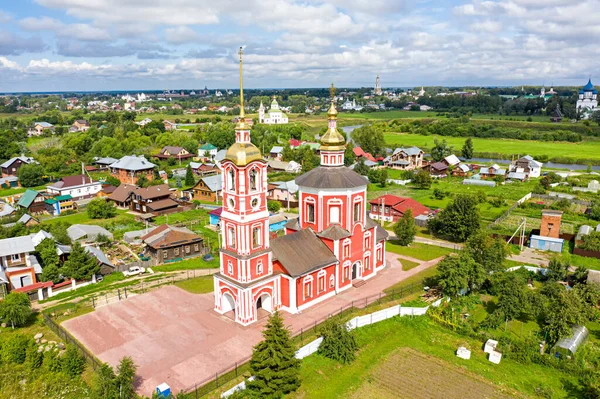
<box><xmin>383</xmin><ymin>263</ymin><xmax>439</xmax><ymax>294</ymax></box>
<box><xmin>0</xmin><ymin>184</ymin><xmax>46</xmax><ymax>198</ymax></box>
<box><xmin>153</xmin><ymin>256</ymin><xmax>219</xmax><ymax>271</ymax></box>
<box><xmin>400</xmin><ymin>258</ymin><xmax>420</xmax><ymax>271</ymax></box>
<box><xmin>387</xmin><ymin>241</ymin><xmax>454</xmax><ymax>261</ymax></box>
<box><xmin>384</xmin><ymin>132</ymin><xmax>600</xmax><ymax>163</ymax></box>
<box><xmin>291</xmin><ymin>317</ymin><xmax>576</xmax><ymax>398</ymax></box>
<box><xmin>154</xmin><ymin>208</ymin><xmax>211</xmax><ymax>225</ymax></box>
<box><xmin>174</xmin><ymin>276</ymin><xmax>214</xmax><ymax>294</ymax></box>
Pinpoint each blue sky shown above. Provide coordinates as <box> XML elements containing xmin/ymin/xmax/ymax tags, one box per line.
<box><xmin>0</xmin><ymin>0</ymin><xmax>599</xmax><ymax>92</ymax></box>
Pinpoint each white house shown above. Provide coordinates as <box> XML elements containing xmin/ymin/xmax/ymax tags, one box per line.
<box><xmin>46</xmin><ymin>175</ymin><xmax>102</xmax><ymax>199</ymax></box>
<box><xmin>198</xmin><ymin>143</ymin><xmax>218</xmax><ymax>160</ymax></box>
<box><xmin>510</xmin><ymin>155</ymin><xmax>542</xmax><ymax>179</ymax></box>
<box><xmin>259</xmin><ymin>97</ymin><xmax>289</xmax><ymax>124</ymax></box>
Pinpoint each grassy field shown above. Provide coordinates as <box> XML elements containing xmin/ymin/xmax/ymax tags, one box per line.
<box><xmin>291</xmin><ymin>317</ymin><xmax>575</xmax><ymax>398</ymax></box>
<box><xmin>153</xmin><ymin>256</ymin><xmax>219</xmax><ymax>271</ymax></box>
<box><xmin>384</xmin><ymin>132</ymin><xmax>600</xmax><ymax>162</ymax></box>
<box><xmin>383</xmin><ymin>263</ymin><xmax>439</xmax><ymax>294</ymax></box>
<box><xmin>387</xmin><ymin>241</ymin><xmax>454</xmax><ymax>261</ymax></box>
<box><xmin>368</xmin><ymin>178</ymin><xmax>536</xmax><ymax>223</ymax></box>
<box><xmin>174</xmin><ymin>276</ymin><xmax>214</xmax><ymax>294</ymax></box>
<box><xmin>0</xmin><ymin>184</ymin><xmax>47</xmax><ymax>198</ymax></box>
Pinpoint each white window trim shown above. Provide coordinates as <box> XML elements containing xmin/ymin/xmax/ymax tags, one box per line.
<box><xmin>305</xmin><ymin>198</ymin><xmax>316</xmax><ymax>224</ymax></box>
<box><xmin>303</xmin><ymin>275</ymin><xmax>314</xmax><ymax>300</ymax></box>
<box><xmin>227</xmin><ymin>261</ymin><xmax>233</xmax><ymax>275</ymax></box>
<box><xmin>256</xmin><ymin>261</ymin><xmax>263</xmax><ymax>275</ymax></box>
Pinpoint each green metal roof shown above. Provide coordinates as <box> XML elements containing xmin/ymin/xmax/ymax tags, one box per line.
<box><xmin>44</xmin><ymin>199</ymin><xmax>57</xmax><ymax>205</ymax></box>
<box><xmin>17</xmin><ymin>189</ymin><xmax>40</xmax><ymax>208</ymax></box>
<box><xmin>200</xmin><ymin>143</ymin><xmax>217</xmax><ymax>150</ymax></box>
<box><xmin>55</xmin><ymin>195</ymin><xmax>73</xmax><ymax>201</ymax></box>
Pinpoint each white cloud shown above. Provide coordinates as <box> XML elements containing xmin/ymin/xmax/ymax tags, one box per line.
<box><xmin>0</xmin><ymin>10</ymin><xmax>12</xmax><ymax>23</ymax></box>
<box><xmin>165</xmin><ymin>26</ymin><xmax>198</xmax><ymax>44</ymax></box>
<box><xmin>20</xmin><ymin>17</ymin><xmax>110</xmax><ymax>41</ymax></box>
<box><xmin>470</xmin><ymin>19</ymin><xmax>502</xmax><ymax>33</ymax></box>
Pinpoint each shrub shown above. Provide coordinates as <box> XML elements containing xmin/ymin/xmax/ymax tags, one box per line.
<box><xmin>61</xmin><ymin>346</ymin><xmax>86</xmax><ymax>378</ymax></box>
<box><xmin>87</xmin><ymin>198</ymin><xmax>117</xmax><ymax>219</ymax></box>
<box><xmin>1</xmin><ymin>334</ymin><xmax>32</xmax><ymax>364</ymax></box>
<box><xmin>267</xmin><ymin>200</ymin><xmax>281</xmax><ymax>213</ymax></box>
<box><xmin>318</xmin><ymin>318</ymin><xmax>358</xmax><ymax>364</ymax></box>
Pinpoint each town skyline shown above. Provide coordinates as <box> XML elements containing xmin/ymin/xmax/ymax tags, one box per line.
<box><xmin>1</xmin><ymin>1</ymin><xmax>600</xmax><ymax>92</ymax></box>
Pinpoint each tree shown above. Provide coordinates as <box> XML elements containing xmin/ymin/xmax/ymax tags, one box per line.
<box><xmin>546</xmin><ymin>258</ymin><xmax>569</xmax><ymax>282</ymax></box>
<box><xmin>412</xmin><ymin>169</ymin><xmax>432</xmax><ymax>189</ymax></box>
<box><xmin>465</xmin><ymin>231</ymin><xmax>508</xmax><ymax>273</ymax></box>
<box><xmin>352</xmin><ymin>124</ymin><xmax>386</xmax><ymax>156</ymax></box>
<box><xmin>496</xmin><ymin>272</ymin><xmax>528</xmax><ymax>320</ymax></box>
<box><xmin>393</xmin><ymin>209</ymin><xmax>416</xmax><ymax>246</ymax></box>
<box><xmin>104</xmin><ymin>175</ymin><xmax>121</xmax><ymax>187</ymax></box>
<box><xmin>436</xmin><ymin>253</ymin><xmax>482</xmax><ymax>297</ymax></box>
<box><xmin>267</xmin><ymin>200</ymin><xmax>281</xmax><ymax>213</ymax></box>
<box><xmin>36</xmin><ymin>238</ymin><xmax>61</xmax><ymax>283</ymax></box>
<box><xmin>17</xmin><ymin>163</ymin><xmax>45</xmax><ymax>187</ymax></box>
<box><xmin>430</xmin><ymin>139</ymin><xmax>453</xmax><ymax>162</ymax></box>
<box><xmin>185</xmin><ymin>164</ymin><xmax>195</xmax><ymax>186</ymax></box>
<box><xmin>116</xmin><ymin>357</ymin><xmax>138</xmax><ymax>399</ymax></box>
<box><xmin>62</xmin><ymin>242</ymin><xmax>100</xmax><ymax>281</ymax></box>
<box><xmin>429</xmin><ymin>194</ymin><xmax>480</xmax><ymax>242</ymax></box>
<box><xmin>543</xmin><ymin>290</ymin><xmax>587</xmax><ymax>345</ymax></box>
<box><xmin>247</xmin><ymin>311</ymin><xmax>300</xmax><ymax>398</ymax></box>
<box><xmin>461</xmin><ymin>138</ymin><xmax>474</xmax><ymax>160</ymax></box>
<box><xmin>0</xmin><ymin>292</ymin><xmax>32</xmax><ymax>328</ymax></box>
<box><xmin>318</xmin><ymin>318</ymin><xmax>358</xmax><ymax>364</ymax></box>
<box><xmin>93</xmin><ymin>363</ymin><xmax>118</xmax><ymax>399</ymax></box>
<box><xmin>590</xmin><ymin>201</ymin><xmax>600</xmax><ymax>222</ymax></box>
<box><xmin>344</xmin><ymin>142</ymin><xmax>356</xmax><ymax>166</ymax></box>
<box><xmin>136</xmin><ymin>174</ymin><xmax>149</xmax><ymax>188</ymax></box>
<box><xmin>354</xmin><ymin>158</ymin><xmax>369</xmax><ymax>176</ymax></box>
<box><xmin>87</xmin><ymin>198</ymin><xmax>117</xmax><ymax>219</ymax></box>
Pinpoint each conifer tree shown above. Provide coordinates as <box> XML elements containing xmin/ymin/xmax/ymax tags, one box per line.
<box><xmin>185</xmin><ymin>164</ymin><xmax>195</xmax><ymax>186</ymax></box>
<box><xmin>461</xmin><ymin>137</ymin><xmax>474</xmax><ymax>160</ymax></box>
<box><xmin>247</xmin><ymin>311</ymin><xmax>300</xmax><ymax>398</ymax></box>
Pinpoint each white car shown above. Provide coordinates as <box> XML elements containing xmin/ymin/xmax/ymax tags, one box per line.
<box><xmin>123</xmin><ymin>266</ymin><xmax>145</xmax><ymax>277</ymax></box>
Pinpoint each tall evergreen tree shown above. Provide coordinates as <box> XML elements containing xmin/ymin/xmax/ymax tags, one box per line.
<box><xmin>93</xmin><ymin>363</ymin><xmax>118</xmax><ymax>399</ymax></box>
<box><xmin>62</xmin><ymin>242</ymin><xmax>100</xmax><ymax>281</ymax></box>
<box><xmin>247</xmin><ymin>311</ymin><xmax>300</xmax><ymax>398</ymax></box>
<box><xmin>461</xmin><ymin>137</ymin><xmax>474</xmax><ymax>160</ymax></box>
<box><xmin>185</xmin><ymin>164</ymin><xmax>195</xmax><ymax>186</ymax></box>
<box><xmin>116</xmin><ymin>357</ymin><xmax>137</xmax><ymax>399</ymax></box>
<box><xmin>393</xmin><ymin>209</ymin><xmax>416</xmax><ymax>246</ymax></box>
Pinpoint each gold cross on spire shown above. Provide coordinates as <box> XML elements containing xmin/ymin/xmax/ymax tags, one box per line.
<box><xmin>238</xmin><ymin>46</ymin><xmax>245</xmax><ymax>118</ymax></box>
<box><xmin>329</xmin><ymin>83</ymin><xmax>336</xmax><ymax>100</ymax></box>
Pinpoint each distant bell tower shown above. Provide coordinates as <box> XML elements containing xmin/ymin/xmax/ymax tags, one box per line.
<box><xmin>374</xmin><ymin>74</ymin><xmax>382</xmax><ymax>96</ymax></box>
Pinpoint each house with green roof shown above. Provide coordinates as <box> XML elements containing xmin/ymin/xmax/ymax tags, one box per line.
<box><xmin>198</xmin><ymin>143</ymin><xmax>218</xmax><ymax>160</ymax></box>
<box><xmin>44</xmin><ymin>195</ymin><xmax>75</xmax><ymax>216</ymax></box>
<box><xmin>16</xmin><ymin>189</ymin><xmax>46</xmax><ymax>214</ymax></box>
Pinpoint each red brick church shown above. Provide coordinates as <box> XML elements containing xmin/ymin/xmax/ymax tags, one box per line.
<box><xmin>213</xmin><ymin>49</ymin><xmax>388</xmax><ymax>325</ymax></box>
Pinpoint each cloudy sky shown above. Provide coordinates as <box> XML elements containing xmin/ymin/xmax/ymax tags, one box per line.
<box><xmin>0</xmin><ymin>0</ymin><xmax>599</xmax><ymax>92</ymax></box>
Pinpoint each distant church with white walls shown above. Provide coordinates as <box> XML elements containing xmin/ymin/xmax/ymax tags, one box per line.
<box><xmin>577</xmin><ymin>79</ymin><xmax>598</xmax><ymax>119</ymax></box>
<box><xmin>258</xmin><ymin>97</ymin><xmax>289</xmax><ymax>124</ymax></box>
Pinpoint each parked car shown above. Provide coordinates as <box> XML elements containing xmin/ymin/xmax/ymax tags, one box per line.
<box><xmin>202</xmin><ymin>253</ymin><xmax>215</xmax><ymax>262</ymax></box>
<box><xmin>123</xmin><ymin>266</ymin><xmax>145</xmax><ymax>277</ymax></box>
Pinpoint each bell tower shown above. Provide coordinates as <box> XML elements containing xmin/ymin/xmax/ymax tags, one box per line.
<box><xmin>219</xmin><ymin>47</ymin><xmax>271</xmax><ymax>286</ymax></box>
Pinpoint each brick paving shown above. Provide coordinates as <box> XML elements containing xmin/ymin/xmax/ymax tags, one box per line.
<box><xmin>62</xmin><ymin>252</ymin><xmax>442</xmax><ymax>396</ymax></box>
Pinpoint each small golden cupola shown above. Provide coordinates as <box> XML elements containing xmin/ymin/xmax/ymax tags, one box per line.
<box><xmin>225</xmin><ymin>47</ymin><xmax>263</xmax><ymax>166</ymax></box>
<box><xmin>319</xmin><ymin>83</ymin><xmax>346</xmax><ymax>166</ymax></box>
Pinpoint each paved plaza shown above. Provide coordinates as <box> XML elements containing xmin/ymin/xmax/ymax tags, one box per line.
<box><xmin>63</xmin><ymin>252</ymin><xmax>441</xmax><ymax>395</ymax></box>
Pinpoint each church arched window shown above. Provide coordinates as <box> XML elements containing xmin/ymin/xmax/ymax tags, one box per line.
<box><xmin>228</xmin><ymin>169</ymin><xmax>236</xmax><ymax>191</ymax></box>
<box><xmin>249</xmin><ymin>169</ymin><xmax>258</xmax><ymax>191</ymax></box>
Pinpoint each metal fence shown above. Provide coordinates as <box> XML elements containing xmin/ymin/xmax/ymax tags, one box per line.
<box><xmin>43</xmin><ymin>313</ymin><xmax>101</xmax><ymax>370</ymax></box>
<box><xmin>91</xmin><ymin>269</ymin><xmax>218</xmax><ymax>308</ymax></box>
<box><xmin>182</xmin><ymin>280</ymin><xmax>426</xmax><ymax>398</ymax></box>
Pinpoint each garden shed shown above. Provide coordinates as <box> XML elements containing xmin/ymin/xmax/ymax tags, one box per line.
<box><xmin>553</xmin><ymin>325</ymin><xmax>589</xmax><ymax>358</ymax></box>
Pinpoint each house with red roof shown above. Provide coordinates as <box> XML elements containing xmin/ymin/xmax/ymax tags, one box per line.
<box><xmin>368</xmin><ymin>194</ymin><xmax>431</xmax><ymax>222</ymax></box>
<box><xmin>352</xmin><ymin>146</ymin><xmax>376</xmax><ymax>163</ymax></box>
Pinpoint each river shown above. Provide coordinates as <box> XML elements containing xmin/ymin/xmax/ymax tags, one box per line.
<box><xmin>341</xmin><ymin>125</ymin><xmax>600</xmax><ymax>171</ymax></box>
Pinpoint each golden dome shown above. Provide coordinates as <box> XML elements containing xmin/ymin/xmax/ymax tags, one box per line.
<box><xmin>320</xmin><ymin>128</ymin><xmax>346</xmax><ymax>151</ymax></box>
<box><xmin>225</xmin><ymin>142</ymin><xmax>263</xmax><ymax>166</ymax></box>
